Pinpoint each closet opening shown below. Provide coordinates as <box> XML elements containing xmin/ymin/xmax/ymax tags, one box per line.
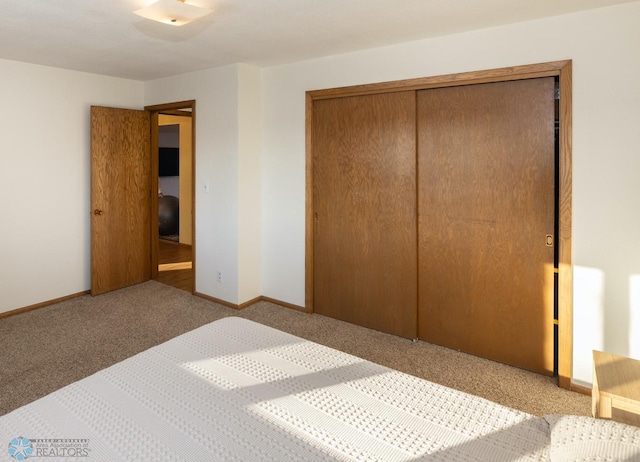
<box><xmin>306</xmin><ymin>61</ymin><xmax>573</xmax><ymax>388</ymax></box>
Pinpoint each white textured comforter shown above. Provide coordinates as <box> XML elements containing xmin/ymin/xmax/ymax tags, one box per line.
<box><xmin>0</xmin><ymin>317</ymin><xmax>567</xmax><ymax>461</ymax></box>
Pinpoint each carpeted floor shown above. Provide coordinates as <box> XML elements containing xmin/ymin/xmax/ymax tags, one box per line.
<box><xmin>0</xmin><ymin>281</ymin><xmax>591</xmax><ymax>417</ymax></box>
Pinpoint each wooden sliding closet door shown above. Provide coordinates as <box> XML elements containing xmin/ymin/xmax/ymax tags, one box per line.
<box><xmin>417</xmin><ymin>78</ymin><xmax>556</xmax><ymax>375</ymax></box>
<box><xmin>313</xmin><ymin>92</ymin><xmax>417</xmax><ymax>339</ymax></box>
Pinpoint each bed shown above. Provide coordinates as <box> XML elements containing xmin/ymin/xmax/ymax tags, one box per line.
<box><xmin>1</xmin><ymin>317</ymin><xmax>638</xmax><ymax>461</ymax></box>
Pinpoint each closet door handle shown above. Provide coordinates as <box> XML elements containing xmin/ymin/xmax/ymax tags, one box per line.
<box><xmin>94</xmin><ymin>209</ymin><xmax>104</xmax><ymax>216</ymax></box>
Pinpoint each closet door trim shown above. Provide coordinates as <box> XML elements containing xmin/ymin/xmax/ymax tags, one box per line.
<box><xmin>305</xmin><ymin>60</ymin><xmax>573</xmax><ymax>389</ymax></box>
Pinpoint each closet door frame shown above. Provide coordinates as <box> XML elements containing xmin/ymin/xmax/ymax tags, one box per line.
<box><xmin>305</xmin><ymin>60</ymin><xmax>573</xmax><ymax>390</ymax></box>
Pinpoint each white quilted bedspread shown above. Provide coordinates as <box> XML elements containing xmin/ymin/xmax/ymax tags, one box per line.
<box><xmin>0</xmin><ymin>317</ymin><xmax>551</xmax><ymax>461</ymax></box>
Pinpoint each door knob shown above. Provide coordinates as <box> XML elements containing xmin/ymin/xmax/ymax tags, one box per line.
<box><xmin>94</xmin><ymin>209</ymin><xmax>104</xmax><ymax>216</ymax></box>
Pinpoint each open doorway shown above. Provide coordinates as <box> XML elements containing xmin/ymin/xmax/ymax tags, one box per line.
<box><xmin>147</xmin><ymin>101</ymin><xmax>195</xmax><ymax>293</ymax></box>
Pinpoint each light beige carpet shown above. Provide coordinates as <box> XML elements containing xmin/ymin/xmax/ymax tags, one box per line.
<box><xmin>0</xmin><ymin>281</ymin><xmax>590</xmax><ymax>417</ymax></box>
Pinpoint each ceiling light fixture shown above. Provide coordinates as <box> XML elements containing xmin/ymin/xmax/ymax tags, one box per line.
<box><xmin>134</xmin><ymin>0</ymin><xmax>213</xmax><ymax>27</ymax></box>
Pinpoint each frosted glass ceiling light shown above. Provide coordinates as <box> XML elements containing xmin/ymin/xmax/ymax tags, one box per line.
<box><xmin>135</xmin><ymin>0</ymin><xmax>213</xmax><ymax>26</ymax></box>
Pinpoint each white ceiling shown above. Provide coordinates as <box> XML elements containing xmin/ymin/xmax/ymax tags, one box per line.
<box><xmin>1</xmin><ymin>0</ymin><xmax>635</xmax><ymax>81</ymax></box>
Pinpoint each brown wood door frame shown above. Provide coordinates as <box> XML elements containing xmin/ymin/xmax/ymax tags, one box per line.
<box><xmin>145</xmin><ymin>100</ymin><xmax>196</xmax><ymax>294</ymax></box>
<box><xmin>305</xmin><ymin>60</ymin><xmax>574</xmax><ymax>389</ymax></box>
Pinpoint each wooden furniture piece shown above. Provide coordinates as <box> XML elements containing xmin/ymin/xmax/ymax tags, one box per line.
<box><xmin>592</xmin><ymin>350</ymin><xmax>640</xmax><ymax>426</ymax></box>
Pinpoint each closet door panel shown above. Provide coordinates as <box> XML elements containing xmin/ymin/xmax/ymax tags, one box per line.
<box><xmin>313</xmin><ymin>92</ymin><xmax>417</xmax><ymax>339</ymax></box>
<box><xmin>417</xmin><ymin>78</ymin><xmax>555</xmax><ymax>374</ymax></box>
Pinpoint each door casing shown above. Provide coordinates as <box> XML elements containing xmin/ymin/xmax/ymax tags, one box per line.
<box><xmin>145</xmin><ymin>101</ymin><xmax>196</xmax><ymax>293</ymax></box>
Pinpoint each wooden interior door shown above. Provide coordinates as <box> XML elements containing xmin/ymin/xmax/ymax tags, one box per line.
<box><xmin>417</xmin><ymin>78</ymin><xmax>556</xmax><ymax>374</ymax></box>
<box><xmin>313</xmin><ymin>92</ymin><xmax>417</xmax><ymax>339</ymax></box>
<box><xmin>91</xmin><ymin>106</ymin><xmax>151</xmax><ymax>295</ymax></box>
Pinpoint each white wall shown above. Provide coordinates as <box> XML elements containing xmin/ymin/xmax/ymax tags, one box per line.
<box><xmin>145</xmin><ymin>65</ymin><xmax>248</xmax><ymax>304</ymax></box>
<box><xmin>0</xmin><ymin>59</ymin><xmax>143</xmax><ymax>314</ymax></box>
<box><xmin>260</xmin><ymin>2</ymin><xmax>640</xmax><ymax>385</ymax></box>
<box><xmin>237</xmin><ymin>64</ymin><xmax>262</xmax><ymax>303</ymax></box>
<box><xmin>145</xmin><ymin>64</ymin><xmax>262</xmax><ymax>304</ymax></box>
